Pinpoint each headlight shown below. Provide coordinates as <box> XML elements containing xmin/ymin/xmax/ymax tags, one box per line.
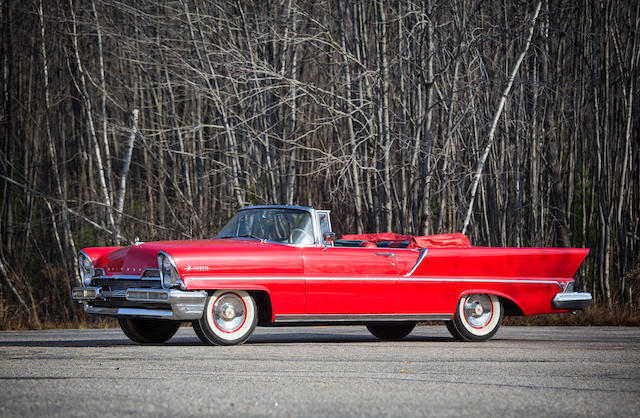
<box><xmin>157</xmin><ymin>252</ymin><xmax>183</xmax><ymax>289</ymax></box>
<box><xmin>78</xmin><ymin>251</ymin><xmax>94</xmax><ymax>286</ymax></box>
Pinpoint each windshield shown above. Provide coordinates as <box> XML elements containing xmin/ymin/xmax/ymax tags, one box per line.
<box><xmin>217</xmin><ymin>208</ymin><xmax>315</xmax><ymax>245</ymax></box>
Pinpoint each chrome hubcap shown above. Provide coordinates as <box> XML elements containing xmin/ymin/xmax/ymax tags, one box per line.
<box><xmin>474</xmin><ymin>303</ymin><xmax>484</xmax><ymax>316</ymax></box>
<box><xmin>463</xmin><ymin>294</ymin><xmax>492</xmax><ymax>328</ymax></box>
<box><xmin>222</xmin><ymin>305</ymin><xmax>236</xmax><ymax>320</ymax></box>
<box><xmin>213</xmin><ymin>294</ymin><xmax>245</xmax><ymax>332</ymax></box>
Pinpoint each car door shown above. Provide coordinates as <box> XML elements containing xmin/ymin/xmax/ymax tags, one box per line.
<box><xmin>302</xmin><ymin>247</ymin><xmax>398</xmax><ymax>315</ymax></box>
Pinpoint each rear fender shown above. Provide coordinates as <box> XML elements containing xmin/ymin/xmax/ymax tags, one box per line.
<box><xmin>456</xmin><ymin>289</ymin><xmax>525</xmax><ymax>316</ymax></box>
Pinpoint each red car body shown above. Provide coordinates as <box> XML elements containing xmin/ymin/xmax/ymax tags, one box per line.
<box><xmin>73</xmin><ymin>205</ymin><xmax>591</xmax><ymax>345</ymax></box>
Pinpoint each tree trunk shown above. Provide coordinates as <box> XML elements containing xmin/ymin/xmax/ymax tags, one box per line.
<box><xmin>462</xmin><ymin>1</ymin><xmax>542</xmax><ymax>234</ymax></box>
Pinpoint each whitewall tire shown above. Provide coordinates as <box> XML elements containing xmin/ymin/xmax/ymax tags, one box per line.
<box><xmin>450</xmin><ymin>294</ymin><xmax>503</xmax><ymax>342</ymax></box>
<box><xmin>196</xmin><ymin>290</ymin><xmax>257</xmax><ymax>346</ymax></box>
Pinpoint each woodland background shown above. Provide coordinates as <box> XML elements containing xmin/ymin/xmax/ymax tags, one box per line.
<box><xmin>1</xmin><ymin>0</ymin><xmax>638</xmax><ymax>327</ymax></box>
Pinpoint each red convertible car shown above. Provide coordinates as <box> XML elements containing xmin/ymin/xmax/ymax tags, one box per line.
<box><xmin>72</xmin><ymin>205</ymin><xmax>592</xmax><ymax>345</ymax></box>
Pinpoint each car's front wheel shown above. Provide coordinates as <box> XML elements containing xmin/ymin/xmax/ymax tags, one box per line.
<box><xmin>118</xmin><ymin>318</ymin><xmax>180</xmax><ymax>344</ymax></box>
<box><xmin>366</xmin><ymin>322</ymin><xmax>416</xmax><ymax>340</ymax></box>
<box><xmin>196</xmin><ymin>290</ymin><xmax>257</xmax><ymax>346</ymax></box>
<box><xmin>448</xmin><ymin>294</ymin><xmax>503</xmax><ymax>341</ymax></box>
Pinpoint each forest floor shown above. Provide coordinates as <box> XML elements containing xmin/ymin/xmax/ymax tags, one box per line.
<box><xmin>503</xmin><ymin>304</ymin><xmax>640</xmax><ymax>326</ymax></box>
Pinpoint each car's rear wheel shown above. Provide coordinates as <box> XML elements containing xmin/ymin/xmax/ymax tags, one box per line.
<box><xmin>366</xmin><ymin>322</ymin><xmax>416</xmax><ymax>340</ymax></box>
<box><xmin>196</xmin><ymin>290</ymin><xmax>257</xmax><ymax>346</ymax></box>
<box><xmin>450</xmin><ymin>294</ymin><xmax>503</xmax><ymax>341</ymax></box>
<box><xmin>118</xmin><ymin>318</ymin><xmax>180</xmax><ymax>344</ymax></box>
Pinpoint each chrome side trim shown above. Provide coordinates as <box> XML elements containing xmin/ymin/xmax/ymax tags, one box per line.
<box><xmin>405</xmin><ymin>248</ymin><xmax>428</xmax><ymax>277</ymax></box>
<box><xmin>190</xmin><ymin>276</ymin><xmax>395</xmax><ymax>282</ymax></box>
<box><xmin>399</xmin><ymin>277</ymin><xmax>564</xmax><ymax>288</ymax></box>
<box><xmin>274</xmin><ymin>313</ymin><xmax>452</xmax><ymax>322</ymax></box>
<box><xmin>552</xmin><ymin>292</ymin><xmax>593</xmax><ymax>310</ymax></box>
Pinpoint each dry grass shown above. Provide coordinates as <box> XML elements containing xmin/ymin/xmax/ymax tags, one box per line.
<box><xmin>0</xmin><ymin>310</ymin><xmax>117</xmax><ymax>331</ymax></box>
<box><xmin>503</xmin><ymin>304</ymin><xmax>640</xmax><ymax>326</ymax></box>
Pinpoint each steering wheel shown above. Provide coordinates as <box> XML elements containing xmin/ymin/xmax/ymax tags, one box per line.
<box><xmin>290</xmin><ymin>228</ymin><xmax>314</xmax><ymax>245</ymax></box>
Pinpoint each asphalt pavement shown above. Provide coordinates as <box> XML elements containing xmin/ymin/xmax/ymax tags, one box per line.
<box><xmin>0</xmin><ymin>325</ymin><xmax>638</xmax><ymax>417</ymax></box>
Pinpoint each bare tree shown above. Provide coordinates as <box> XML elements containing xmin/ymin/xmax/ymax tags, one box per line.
<box><xmin>0</xmin><ymin>0</ymin><xmax>639</xmax><ymax>325</ymax></box>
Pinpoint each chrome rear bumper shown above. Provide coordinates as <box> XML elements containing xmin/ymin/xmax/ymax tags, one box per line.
<box><xmin>552</xmin><ymin>292</ymin><xmax>593</xmax><ymax>310</ymax></box>
<box><xmin>72</xmin><ymin>287</ymin><xmax>207</xmax><ymax>320</ymax></box>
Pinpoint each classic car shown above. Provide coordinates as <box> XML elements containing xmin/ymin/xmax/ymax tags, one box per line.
<box><xmin>72</xmin><ymin>205</ymin><xmax>592</xmax><ymax>345</ymax></box>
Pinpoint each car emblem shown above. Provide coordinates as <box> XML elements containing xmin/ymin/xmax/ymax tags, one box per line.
<box><xmin>185</xmin><ymin>265</ymin><xmax>209</xmax><ymax>272</ymax></box>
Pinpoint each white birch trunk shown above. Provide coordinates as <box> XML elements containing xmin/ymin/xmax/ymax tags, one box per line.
<box><xmin>39</xmin><ymin>0</ymin><xmax>79</xmax><ymax>285</ymax></box>
<box><xmin>461</xmin><ymin>1</ymin><xmax>542</xmax><ymax>234</ymax></box>
<box><xmin>377</xmin><ymin>0</ymin><xmax>393</xmax><ymax>231</ymax></box>
<box><xmin>113</xmin><ymin>109</ymin><xmax>139</xmax><ymax>241</ymax></box>
<box><xmin>90</xmin><ymin>0</ymin><xmax>114</xmax><ymax>202</ymax></box>
<box><xmin>68</xmin><ymin>0</ymin><xmax>115</xmax><ymax>234</ymax></box>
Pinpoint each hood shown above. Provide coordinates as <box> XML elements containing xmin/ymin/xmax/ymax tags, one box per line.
<box><xmin>92</xmin><ymin>239</ymin><xmax>303</xmax><ymax>277</ymax></box>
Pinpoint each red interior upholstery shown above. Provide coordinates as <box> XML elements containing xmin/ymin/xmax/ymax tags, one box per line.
<box><xmin>341</xmin><ymin>232</ymin><xmax>471</xmax><ymax>248</ymax></box>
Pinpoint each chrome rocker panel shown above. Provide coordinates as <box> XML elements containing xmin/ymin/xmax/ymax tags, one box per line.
<box><xmin>72</xmin><ymin>286</ymin><xmax>207</xmax><ymax>320</ymax></box>
<box><xmin>552</xmin><ymin>292</ymin><xmax>593</xmax><ymax>310</ymax></box>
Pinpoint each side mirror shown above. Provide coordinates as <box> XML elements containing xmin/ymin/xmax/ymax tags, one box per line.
<box><xmin>322</xmin><ymin>232</ymin><xmax>336</xmax><ymax>248</ymax></box>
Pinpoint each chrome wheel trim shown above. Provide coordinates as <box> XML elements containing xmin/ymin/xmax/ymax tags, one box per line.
<box><xmin>457</xmin><ymin>294</ymin><xmax>501</xmax><ymax>336</ymax></box>
<box><xmin>205</xmin><ymin>290</ymin><xmax>255</xmax><ymax>341</ymax></box>
<box><xmin>213</xmin><ymin>293</ymin><xmax>246</xmax><ymax>333</ymax></box>
<box><xmin>463</xmin><ymin>294</ymin><xmax>493</xmax><ymax>329</ymax></box>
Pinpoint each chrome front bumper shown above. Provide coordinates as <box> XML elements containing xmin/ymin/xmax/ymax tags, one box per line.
<box><xmin>552</xmin><ymin>292</ymin><xmax>593</xmax><ymax>310</ymax></box>
<box><xmin>72</xmin><ymin>287</ymin><xmax>207</xmax><ymax>320</ymax></box>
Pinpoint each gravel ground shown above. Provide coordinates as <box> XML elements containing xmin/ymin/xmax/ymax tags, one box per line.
<box><xmin>0</xmin><ymin>325</ymin><xmax>638</xmax><ymax>417</ymax></box>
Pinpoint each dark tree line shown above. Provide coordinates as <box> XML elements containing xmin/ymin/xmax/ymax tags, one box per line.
<box><xmin>0</xmin><ymin>0</ymin><xmax>638</xmax><ymax>326</ymax></box>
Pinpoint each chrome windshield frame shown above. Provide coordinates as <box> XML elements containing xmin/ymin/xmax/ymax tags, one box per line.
<box><xmin>229</xmin><ymin>205</ymin><xmax>329</xmax><ymax>247</ymax></box>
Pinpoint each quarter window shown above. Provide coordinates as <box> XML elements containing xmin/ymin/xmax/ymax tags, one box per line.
<box><xmin>318</xmin><ymin>212</ymin><xmax>331</xmax><ymax>236</ymax></box>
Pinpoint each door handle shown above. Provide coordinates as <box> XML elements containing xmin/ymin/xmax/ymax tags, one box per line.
<box><xmin>375</xmin><ymin>252</ymin><xmax>395</xmax><ymax>257</ymax></box>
